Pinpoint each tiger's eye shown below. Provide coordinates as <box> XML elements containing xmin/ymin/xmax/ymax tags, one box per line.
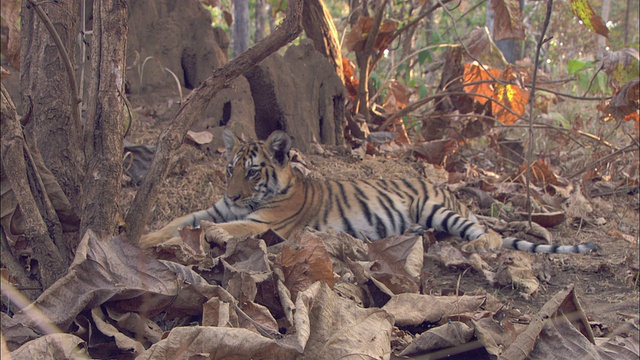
<box><xmin>226</xmin><ymin>164</ymin><xmax>233</xmax><ymax>175</ymax></box>
<box><xmin>247</xmin><ymin>168</ymin><xmax>259</xmax><ymax>178</ymax></box>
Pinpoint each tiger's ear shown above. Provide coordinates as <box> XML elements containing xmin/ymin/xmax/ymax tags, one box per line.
<box><xmin>266</xmin><ymin>131</ymin><xmax>291</xmax><ymax>166</ymax></box>
<box><xmin>223</xmin><ymin>129</ymin><xmax>240</xmax><ymax>160</ymax></box>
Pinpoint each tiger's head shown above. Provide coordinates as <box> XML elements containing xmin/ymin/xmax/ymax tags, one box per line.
<box><xmin>222</xmin><ymin>129</ymin><xmax>296</xmax><ymax>210</ymax></box>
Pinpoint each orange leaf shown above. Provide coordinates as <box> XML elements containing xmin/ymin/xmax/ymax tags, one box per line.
<box><xmin>388</xmin><ymin>80</ymin><xmax>413</xmax><ymax>109</ymax></box>
<box><xmin>515</xmin><ymin>160</ymin><xmax>561</xmax><ymax>186</ymax></box>
<box><xmin>345</xmin><ymin>17</ymin><xmax>398</xmax><ymax>52</ymax></box>
<box><xmin>492</xmin><ymin>82</ymin><xmax>529</xmax><ymax>124</ymax></box>
<box><xmin>463</xmin><ymin>63</ymin><xmax>501</xmax><ymax>104</ymax></box>
<box><xmin>346</xmin><ymin>17</ymin><xmax>372</xmax><ymax>52</ymax></box>
<box><xmin>342</xmin><ymin>57</ymin><xmax>359</xmax><ymax>100</ymax></box>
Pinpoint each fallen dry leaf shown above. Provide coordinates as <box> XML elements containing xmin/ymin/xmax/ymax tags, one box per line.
<box><xmin>279</xmin><ymin>231</ymin><xmax>337</xmax><ymax>300</ymax></box>
<box><xmin>502</xmin><ymin>284</ymin><xmax>594</xmax><ymax>360</ymax></box>
<box><xmin>365</xmin><ymin>233</ymin><xmax>423</xmax><ymax>295</ymax></box>
<box><xmin>186</xmin><ymin>130</ymin><xmax>214</xmax><ymax>145</ymax></box>
<box><xmin>383</xmin><ymin>293</ymin><xmax>499</xmax><ymax>327</ymax></box>
<box><xmin>295</xmin><ymin>282</ymin><xmax>394</xmax><ymax>359</ymax></box>
<box><xmin>9</xmin><ymin>333</ymin><xmax>87</xmax><ymax>359</ymax></box>
<box><xmin>399</xmin><ymin>321</ymin><xmax>474</xmax><ymax>357</ymax></box>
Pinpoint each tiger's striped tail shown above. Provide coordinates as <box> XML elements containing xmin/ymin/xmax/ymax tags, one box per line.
<box><xmin>503</xmin><ymin>237</ymin><xmax>599</xmax><ymax>254</ymax></box>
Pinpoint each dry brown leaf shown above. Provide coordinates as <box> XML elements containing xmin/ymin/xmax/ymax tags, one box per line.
<box><xmin>490</xmin><ymin>0</ymin><xmax>525</xmax><ymax>41</ymax></box>
<box><xmin>139</xmin><ymin>326</ymin><xmax>298</xmax><ymax>359</ymax></box>
<box><xmin>105</xmin><ymin>308</ymin><xmax>163</xmax><ymax>344</ymax></box>
<box><xmin>237</xmin><ymin>301</ymin><xmax>279</xmax><ymax>337</ymax></box>
<box><xmin>279</xmin><ymin>231</ymin><xmax>337</xmax><ymax>300</ymax></box>
<box><xmin>503</xmin><ymin>284</ymin><xmax>594</xmax><ymax>360</ymax></box>
<box><xmin>8</xmin><ymin>333</ymin><xmax>87</xmax><ymax>359</ymax></box>
<box><xmin>364</xmin><ymin>234</ymin><xmax>423</xmax><ymax>295</ymax></box>
<box><xmin>495</xmin><ymin>252</ymin><xmax>539</xmax><ymax>299</ymax></box>
<box><xmin>383</xmin><ymin>294</ymin><xmax>498</xmax><ymax>327</ymax></box>
<box><xmin>412</xmin><ymin>139</ymin><xmax>458</xmax><ymax>165</ymax></box>
<box><xmin>399</xmin><ymin>321</ymin><xmax>474</xmax><ymax>357</ymax></box>
<box><xmin>146</xmin><ymin>226</ymin><xmax>207</xmax><ymax>265</ymax></box>
<box><xmin>426</xmin><ymin>241</ymin><xmax>471</xmax><ymax>268</ymax></box>
<box><xmin>90</xmin><ymin>306</ymin><xmax>145</xmax><ymax>356</ymax></box>
<box><xmin>514</xmin><ymin>160</ymin><xmax>562</xmax><ymax>186</ymax></box>
<box><xmin>516</xmin><ymin>211</ymin><xmax>567</xmax><ymax>228</ymax></box>
<box><xmin>1</xmin><ymin>231</ymin><xmax>227</xmax><ymax>350</ymax></box>
<box><xmin>608</xmin><ymin>229</ymin><xmax>638</xmax><ymax>245</ymax></box>
<box><xmin>186</xmin><ymin>130</ymin><xmax>214</xmax><ymax>145</ymax></box>
<box><xmin>295</xmin><ymin>282</ymin><xmax>394</xmax><ymax>358</ymax></box>
<box><xmin>606</xmin><ymin>78</ymin><xmax>639</xmax><ymax>123</ymax></box>
<box><xmin>202</xmin><ymin>297</ymin><xmax>235</xmax><ymax>328</ymax></box>
<box><xmin>345</xmin><ymin>16</ymin><xmax>398</xmax><ymax>53</ymax></box>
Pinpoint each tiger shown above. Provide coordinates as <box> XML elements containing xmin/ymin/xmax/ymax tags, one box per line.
<box><xmin>140</xmin><ymin>129</ymin><xmax>598</xmax><ymax>254</ymax></box>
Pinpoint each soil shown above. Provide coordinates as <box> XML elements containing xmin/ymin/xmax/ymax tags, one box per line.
<box><xmin>120</xmin><ymin>97</ymin><xmax>639</xmax><ymax>340</ymax></box>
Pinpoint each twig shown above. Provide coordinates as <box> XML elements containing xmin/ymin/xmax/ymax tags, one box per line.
<box><xmin>525</xmin><ymin>0</ymin><xmax>554</xmax><ymax>229</ymax></box>
<box><xmin>25</xmin><ymin>0</ymin><xmax>81</xmax><ymax>127</ymax></box>
<box><xmin>124</xmin><ymin>0</ymin><xmax>305</xmax><ymax>244</ymax></box>
<box><xmin>370</xmin><ymin>0</ymin><xmax>456</xmax><ymax>71</ymax></box>
<box><xmin>566</xmin><ymin>143</ymin><xmax>638</xmax><ymax>179</ymax></box>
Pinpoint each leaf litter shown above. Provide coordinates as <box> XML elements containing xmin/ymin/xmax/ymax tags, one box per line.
<box><xmin>4</xmin><ymin>115</ymin><xmax>638</xmax><ymax>359</ymax></box>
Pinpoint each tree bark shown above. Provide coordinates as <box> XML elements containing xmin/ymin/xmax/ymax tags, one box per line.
<box><xmin>254</xmin><ymin>0</ymin><xmax>266</xmax><ymax>43</ymax></box>
<box><xmin>1</xmin><ymin>84</ymin><xmax>67</xmax><ymax>291</ymax></box>
<box><xmin>125</xmin><ymin>0</ymin><xmax>305</xmax><ymax>245</ymax></box>
<box><xmin>81</xmin><ymin>0</ymin><xmax>128</xmax><ymax>238</ymax></box>
<box><xmin>355</xmin><ymin>0</ymin><xmax>388</xmax><ymax>120</ymax></box>
<box><xmin>20</xmin><ymin>0</ymin><xmax>84</xmax><ymax>211</ymax></box>
<box><xmin>302</xmin><ymin>0</ymin><xmax>344</xmax><ymax>83</ymax></box>
<box><xmin>233</xmin><ymin>0</ymin><xmax>250</xmax><ymax>57</ymax></box>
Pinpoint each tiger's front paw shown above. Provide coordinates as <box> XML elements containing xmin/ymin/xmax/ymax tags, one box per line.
<box><xmin>461</xmin><ymin>229</ymin><xmax>503</xmax><ymax>253</ymax></box>
<box><xmin>201</xmin><ymin>220</ymin><xmax>233</xmax><ymax>247</ymax></box>
<box><xmin>139</xmin><ymin>228</ymin><xmax>180</xmax><ymax>249</ymax></box>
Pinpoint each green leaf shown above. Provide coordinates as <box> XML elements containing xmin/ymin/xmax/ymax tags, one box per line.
<box><xmin>370</xmin><ymin>71</ymin><xmax>381</xmax><ymax>90</ymax></box>
<box><xmin>418</xmin><ymin>84</ymin><xmax>428</xmax><ymax>99</ymax></box>
<box><xmin>418</xmin><ymin>50</ymin><xmax>429</xmax><ymax>66</ymax></box>
<box><xmin>568</xmin><ymin>59</ymin><xmax>588</xmax><ymax>75</ymax></box>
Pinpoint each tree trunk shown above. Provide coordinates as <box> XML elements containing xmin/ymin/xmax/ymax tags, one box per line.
<box><xmin>1</xmin><ymin>84</ymin><xmax>67</xmax><ymax>291</ymax></box>
<box><xmin>20</xmin><ymin>0</ymin><xmax>84</xmax><ymax>211</ymax></box>
<box><xmin>254</xmin><ymin>0</ymin><xmax>266</xmax><ymax>43</ymax></box>
<box><xmin>81</xmin><ymin>0</ymin><xmax>128</xmax><ymax>238</ymax></box>
<box><xmin>597</xmin><ymin>0</ymin><xmax>611</xmax><ymax>57</ymax></box>
<box><xmin>233</xmin><ymin>0</ymin><xmax>250</xmax><ymax>57</ymax></box>
<box><xmin>302</xmin><ymin>0</ymin><xmax>344</xmax><ymax>83</ymax></box>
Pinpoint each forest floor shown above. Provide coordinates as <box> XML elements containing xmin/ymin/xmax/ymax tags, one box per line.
<box><xmin>120</xmin><ymin>97</ymin><xmax>639</xmax><ymax>342</ymax></box>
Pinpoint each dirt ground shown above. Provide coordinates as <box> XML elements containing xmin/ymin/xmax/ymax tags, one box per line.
<box><xmin>120</xmin><ymin>100</ymin><xmax>639</xmax><ymax>339</ymax></box>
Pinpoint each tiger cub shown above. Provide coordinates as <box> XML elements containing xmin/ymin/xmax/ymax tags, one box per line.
<box><xmin>140</xmin><ymin>130</ymin><xmax>597</xmax><ymax>254</ymax></box>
